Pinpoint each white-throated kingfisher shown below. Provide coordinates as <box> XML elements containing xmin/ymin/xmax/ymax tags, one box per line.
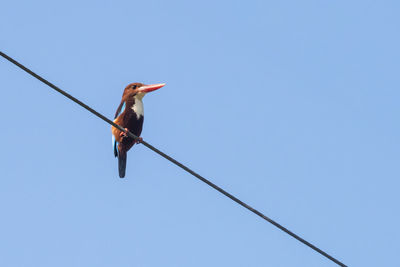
<box><xmin>112</xmin><ymin>82</ymin><xmax>165</xmax><ymax>178</ymax></box>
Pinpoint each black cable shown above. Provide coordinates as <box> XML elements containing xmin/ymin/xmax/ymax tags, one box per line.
<box><xmin>0</xmin><ymin>51</ymin><xmax>347</xmax><ymax>267</ymax></box>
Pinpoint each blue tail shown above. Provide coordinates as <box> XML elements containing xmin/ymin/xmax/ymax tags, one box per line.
<box><xmin>118</xmin><ymin>149</ymin><xmax>127</xmax><ymax>178</ymax></box>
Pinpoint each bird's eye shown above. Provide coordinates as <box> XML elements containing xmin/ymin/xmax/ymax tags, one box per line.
<box><xmin>132</xmin><ymin>85</ymin><xmax>137</xmax><ymax>89</ymax></box>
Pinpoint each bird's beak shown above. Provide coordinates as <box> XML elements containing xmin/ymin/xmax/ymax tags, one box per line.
<box><xmin>139</xmin><ymin>83</ymin><xmax>166</xmax><ymax>93</ymax></box>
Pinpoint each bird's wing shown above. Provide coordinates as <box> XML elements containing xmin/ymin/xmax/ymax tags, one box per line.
<box><xmin>112</xmin><ymin>101</ymin><xmax>126</xmax><ymax>157</ymax></box>
<box><xmin>113</xmin><ymin>135</ymin><xmax>118</xmax><ymax>157</ymax></box>
<box><xmin>114</xmin><ymin>101</ymin><xmax>126</xmax><ymax>119</ymax></box>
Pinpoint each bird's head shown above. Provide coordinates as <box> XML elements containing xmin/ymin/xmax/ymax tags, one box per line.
<box><xmin>123</xmin><ymin>82</ymin><xmax>165</xmax><ymax>100</ymax></box>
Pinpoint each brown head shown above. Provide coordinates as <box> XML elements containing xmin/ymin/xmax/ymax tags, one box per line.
<box><xmin>122</xmin><ymin>82</ymin><xmax>166</xmax><ymax>100</ymax></box>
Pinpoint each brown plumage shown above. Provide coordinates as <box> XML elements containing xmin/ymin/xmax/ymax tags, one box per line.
<box><xmin>112</xmin><ymin>82</ymin><xmax>165</xmax><ymax>178</ymax></box>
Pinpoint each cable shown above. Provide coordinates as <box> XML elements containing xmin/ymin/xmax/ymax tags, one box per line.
<box><xmin>0</xmin><ymin>51</ymin><xmax>347</xmax><ymax>267</ymax></box>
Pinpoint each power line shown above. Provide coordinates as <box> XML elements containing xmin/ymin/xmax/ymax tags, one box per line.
<box><xmin>0</xmin><ymin>51</ymin><xmax>347</xmax><ymax>267</ymax></box>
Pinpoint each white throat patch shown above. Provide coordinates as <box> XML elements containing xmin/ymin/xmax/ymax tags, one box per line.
<box><xmin>132</xmin><ymin>96</ymin><xmax>144</xmax><ymax>119</ymax></box>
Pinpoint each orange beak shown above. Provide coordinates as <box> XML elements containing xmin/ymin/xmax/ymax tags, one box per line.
<box><xmin>139</xmin><ymin>83</ymin><xmax>166</xmax><ymax>93</ymax></box>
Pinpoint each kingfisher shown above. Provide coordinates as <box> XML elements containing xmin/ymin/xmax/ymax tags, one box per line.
<box><xmin>112</xmin><ymin>82</ymin><xmax>165</xmax><ymax>178</ymax></box>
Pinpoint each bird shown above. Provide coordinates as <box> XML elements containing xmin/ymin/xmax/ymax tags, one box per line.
<box><xmin>112</xmin><ymin>82</ymin><xmax>165</xmax><ymax>178</ymax></box>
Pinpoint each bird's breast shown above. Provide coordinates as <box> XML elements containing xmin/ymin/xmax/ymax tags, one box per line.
<box><xmin>131</xmin><ymin>98</ymin><xmax>144</xmax><ymax>119</ymax></box>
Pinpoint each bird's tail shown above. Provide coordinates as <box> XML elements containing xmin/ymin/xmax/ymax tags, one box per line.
<box><xmin>118</xmin><ymin>148</ymin><xmax>127</xmax><ymax>178</ymax></box>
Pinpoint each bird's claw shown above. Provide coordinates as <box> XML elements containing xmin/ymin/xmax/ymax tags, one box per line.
<box><xmin>119</xmin><ymin>128</ymin><xmax>129</xmax><ymax>138</ymax></box>
<box><xmin>119</xmin><ymin>128</ymin><xmax>142</xmax><ymax>143</ymax></box>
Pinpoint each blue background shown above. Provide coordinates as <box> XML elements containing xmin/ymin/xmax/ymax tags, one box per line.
<box><xmin>1</xmin><ymin>1</ymin><xmax>399</xmax><ymax>266</ymax></box>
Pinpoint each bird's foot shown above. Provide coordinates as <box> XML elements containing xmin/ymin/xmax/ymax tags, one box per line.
<box><xmin>119</xmin><ymin>128</ymin><xmax>129</xmax><ymax>138</ymax></box>
<box><xmin>135</xmin><ymin>137</ymin><xmax>143</xmax><ymax>144</ymax></box>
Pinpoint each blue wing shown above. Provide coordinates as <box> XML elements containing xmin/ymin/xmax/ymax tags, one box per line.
<box><xmin>114</xmin><ymin>101</ymin><xmax>126</xmax><ymax>119</ymax></box>
<box><xmin>113</xmin><ymin>135</ymin><xmax>118</xmax><ymax>157</ymax></box>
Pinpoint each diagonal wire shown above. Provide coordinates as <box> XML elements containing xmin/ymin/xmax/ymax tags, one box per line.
<box><xmin>0</xmin><ymin>51</ymin><xmax>346</xmax><ymax>267</ymax></box>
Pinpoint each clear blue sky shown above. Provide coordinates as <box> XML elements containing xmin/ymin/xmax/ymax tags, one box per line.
<box><xmin>1</xmin><ymin>1</ymin><xmax>399</xmax><ymax>266</ymax></box>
